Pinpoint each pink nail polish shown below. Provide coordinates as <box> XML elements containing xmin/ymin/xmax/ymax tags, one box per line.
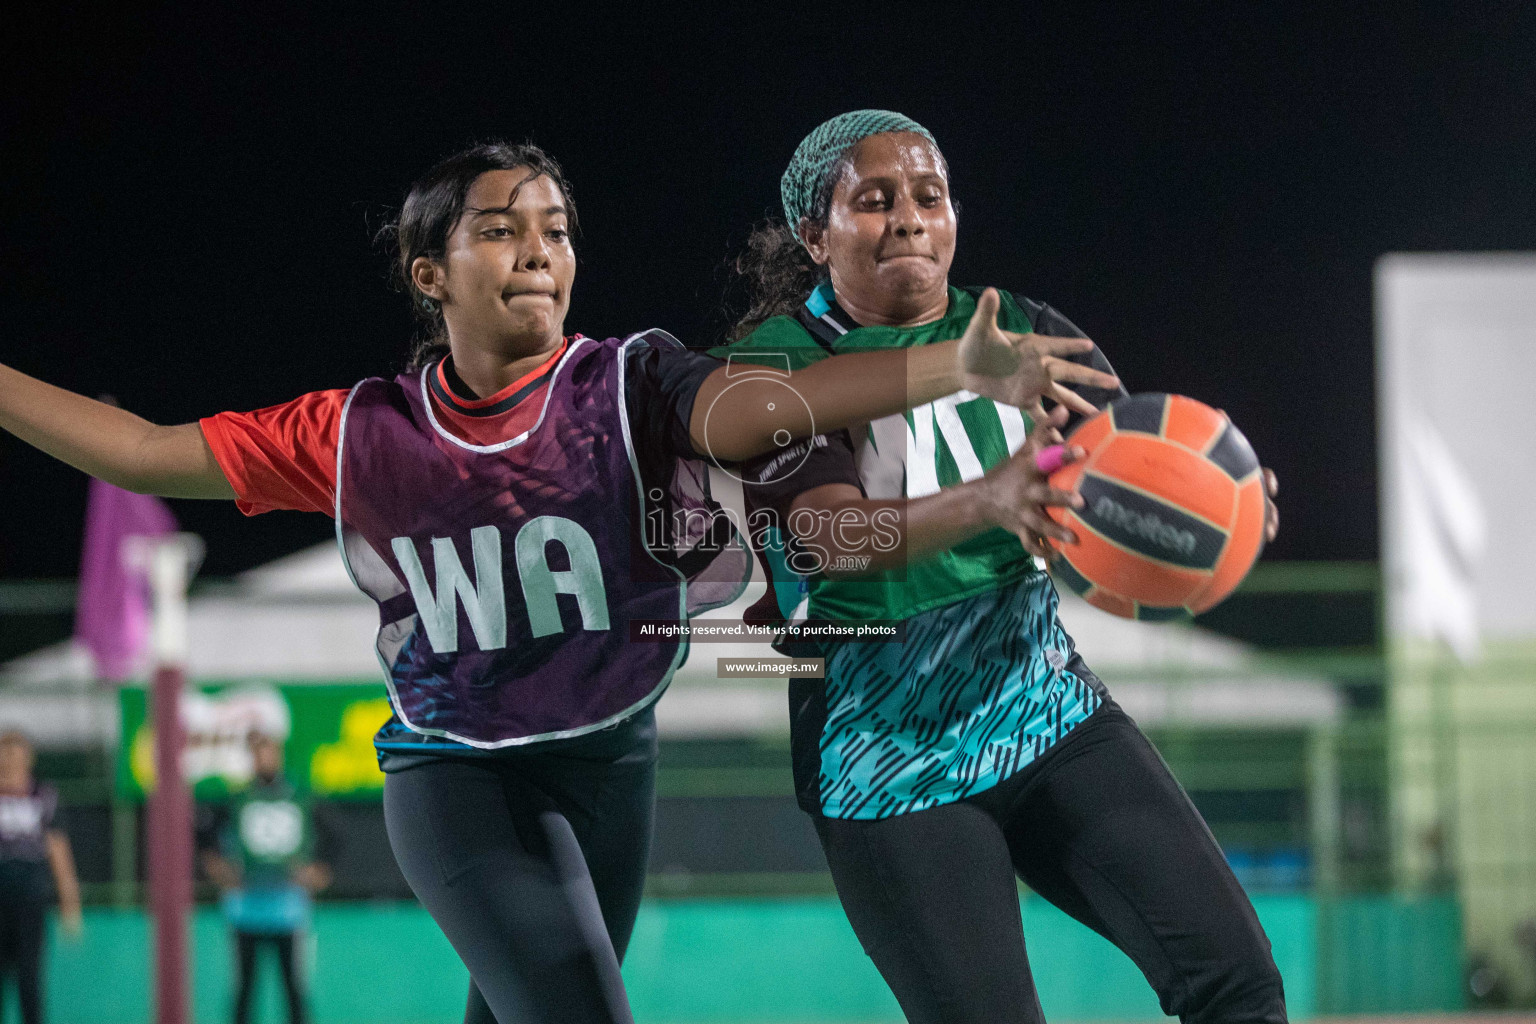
<box><xmin>1034</xmin><ymin>444</ymin><xmax>1067</xmax><ymax>475</ymax></box>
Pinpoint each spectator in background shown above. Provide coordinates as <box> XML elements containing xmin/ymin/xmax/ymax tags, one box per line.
<box><xmin>0</xmin><ymin>730</ymin><xmax>81</xmax><ymax>1024</ymax></box>
<box><xmin>202</xmin><ymin>732</ymin><xmax>330</xmax><ymax>1024</ymax></box>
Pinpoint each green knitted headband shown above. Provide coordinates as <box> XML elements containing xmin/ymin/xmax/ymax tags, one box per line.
<box><xmin>780</xmin><ymin>109</ymin><xmax>936</xmax><ymax>230</ymax></box>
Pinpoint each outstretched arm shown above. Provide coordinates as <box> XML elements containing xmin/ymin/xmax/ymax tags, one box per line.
<box><xmin>45</xmin><ymin>830</ymin><xmax>83</xmax><ymax>936</ymax></box>
<box><xmin>292</xmin><ymin>860</ymin><xmax>332</xmax><ymax>893</ymax></box>
<box><xmin>693</xmin><ymin>289</ymin><xmax>1119</xmax><ymax>462</ymax></box>
<box><xmin>0</xmin><ymin>363</ymin><xmax>233</xmax><ymax>498</ymax></box>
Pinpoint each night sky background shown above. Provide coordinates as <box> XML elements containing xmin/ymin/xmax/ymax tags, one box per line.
<box><xmin>2</xmin><ymin>3</ymin><xmax>1533</xmax><ymax>581</ymax></box>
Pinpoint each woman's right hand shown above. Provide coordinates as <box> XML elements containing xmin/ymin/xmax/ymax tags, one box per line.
<box><xmin>976</xmin><ymin>406</ymin><xmax>1085</xmax><ymax>559</ymax></box>
<box><xmin>60</xmin><ymin>900</ymin><xmax>84</xmax><ymax>938</ymax></box>
<box><xmin>957</xmin><ymin>288</ymin><xmax>1120</xmax><ymax>421</ymax></box>
<box><xmin>0</xmin><ymin>362</ymin><xmax>233</xmax><ymax>498</ymax></box>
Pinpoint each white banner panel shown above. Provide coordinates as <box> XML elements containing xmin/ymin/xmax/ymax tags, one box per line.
<box><xmin>1376</xmin><ymin>253</ymin><xmax>1536</xmax><ymax>653</ymax></box>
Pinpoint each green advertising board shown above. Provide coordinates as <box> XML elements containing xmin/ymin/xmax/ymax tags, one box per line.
<box><xmin>117</xmin><ymin>682</ymin><xmax>392</xmax><ymax>801</ymax></box>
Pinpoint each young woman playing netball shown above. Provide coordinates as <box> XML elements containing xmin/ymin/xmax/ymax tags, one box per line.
<box><xmin>722</xmin><ymin>111</ymin><xmax>1285</xmax><ymax>1024</ymax></box>
<box><xmin>0</xmin><ymin>730</ymin><xmax>83</xmax><ymax>1024</ymax></box>
<box><xmin>0</xmin><ymin>140</ymin><xmax>1104</xmax><ymax>1024</ymax></box>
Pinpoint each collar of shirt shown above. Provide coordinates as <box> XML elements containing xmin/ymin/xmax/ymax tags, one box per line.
<box><xmin>426</xmin><ymin>338</ymin><xmax>571</xmax><ymax>446</ymax></box>
<box><xmin>796</xmin><ymin>282</ymin><xmax>966</xmax><ymax>349</ymax></box>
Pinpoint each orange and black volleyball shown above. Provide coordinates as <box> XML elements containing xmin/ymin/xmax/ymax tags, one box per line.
<box><xmin>1046</xmin><ymin>393</ymin><xmax>1265</xmax><ymax>620</ymax></box>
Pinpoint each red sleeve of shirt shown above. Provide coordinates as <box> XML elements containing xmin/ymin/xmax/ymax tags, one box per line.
<box><xmin>199</xmin><ymin>389</ymin><xmax>348</xmax><ymax>516</ymax></box>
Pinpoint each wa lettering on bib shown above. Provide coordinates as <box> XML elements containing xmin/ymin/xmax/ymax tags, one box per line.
<box><xmin>390</xmin><ymin>517</ymin><xmax>609</xmax><ymax>652</ymax></box>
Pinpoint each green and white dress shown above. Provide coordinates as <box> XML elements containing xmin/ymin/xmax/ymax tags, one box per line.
<box><xmin>715</xmin><ymin>283</ymin><xmax>1125</xmax><ymax>819</ymax></box>
<box><xmin>220</xmin><ymin>777</ymin><xmax>314</xmax><ymax>933</ymax></box>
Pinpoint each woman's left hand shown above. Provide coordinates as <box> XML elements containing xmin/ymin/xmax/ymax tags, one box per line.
<box><xmin>976</xmin><ymin>406</ymin><xmax>1085</xmax><ymax>558</ymax></box>
<box><xmin>1263</xmin><ymin>468</ymin><xmax>1279</xmax><ymax>542</ymax></box>
<box><xmin>292</xmin><ymin>861</ymin><xmax>333</xmax><ymax>894</ymax></box>
<box><xmin>957</xmin><ymin>288</ymin><xmax>1120</xmax><ymax>420</ymax></box>
<box><xmin>1214</xmin><ymin>407</ymin><xmax>1278</xmax><ymax>544</ymax></box>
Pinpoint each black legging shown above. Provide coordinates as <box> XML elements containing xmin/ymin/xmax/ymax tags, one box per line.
<box><xmin>233</xmin><ymin>931</ymin><xmax>305</xmax><ymax>1024</ymax></box>
<box><xmin>814</xmin><ymin>701</ymin><xmax>1287</xmax><ymax>1024</ymax></box>
<box><xmin>0</xmin><ymin>862</ymin><xmax>49</xmax><ymax>1024</ymax></box>
<box><xmin>383</xmin><ymin>709</ymin><xmax>656</xmax><ymax>1024</ymax></box>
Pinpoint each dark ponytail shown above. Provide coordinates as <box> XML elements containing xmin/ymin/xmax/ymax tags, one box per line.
<box><xmin>379</xmin><ymin>141</ymin><xmax>579</xmax><ymax>369</ymax></box>
<box><xmin>725</xmin><ymin>154</ymin><xmax>851</xmax><ymax>342</ymax></box>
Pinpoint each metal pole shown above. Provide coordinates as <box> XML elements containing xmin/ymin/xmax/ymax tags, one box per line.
<box><xmin>133</xmin><ymin>535</ymin><xmax>202</xmax><ymax>1024</ymax></box>
<box><xmin>1308</xmin><ymin>722</ymin><xmax>1341</xmax><ymax>894</ymax></box>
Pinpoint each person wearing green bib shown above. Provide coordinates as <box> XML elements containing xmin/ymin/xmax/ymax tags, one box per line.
<box><xmin>717</xmin><ymin>111</ymin><xmax>1285</xmax><ymax>1024</ymax></box>
<box><xmin>203</xmin><ymin>732</ymin><xmax>331</xmax><ymax>1024</ymax></box>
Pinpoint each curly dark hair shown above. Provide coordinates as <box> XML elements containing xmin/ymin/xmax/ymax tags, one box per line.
<box><xmin>725</xmin><ymin>157</ymin><xmax>846</xmax><ymax>342</ymax></box>
<box><xmin>378</xmin><ymin>141</ymin><xmax>579</xmax><ymax>369</ymax></box>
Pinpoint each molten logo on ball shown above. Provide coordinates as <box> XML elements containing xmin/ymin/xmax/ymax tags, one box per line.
<box><xmin>1091</xmin><ymin>495</ymin><xmax>1198</xmax><ymax>560</ymax></box>
<box><xmin>1046</xmin><ymin>392</ymin><xmax>1266</xmax><ymax>621</ymax></box>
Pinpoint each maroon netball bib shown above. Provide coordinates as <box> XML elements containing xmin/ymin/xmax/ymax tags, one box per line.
<box><xmin>336</xmin><ymin>334</ymin><xmax>747</xmax><ymax>747</ymax></box>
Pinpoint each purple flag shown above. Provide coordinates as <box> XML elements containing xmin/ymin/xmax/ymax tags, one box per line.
<box><xmin>74</xmin><ymin>478</ymin><xmax>177</xmax><ymax>682</ymax></box>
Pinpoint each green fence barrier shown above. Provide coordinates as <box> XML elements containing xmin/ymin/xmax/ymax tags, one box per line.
<box><xmin>1314</xmin><ymin>894</ymin><xmax>1464</xmax><ymax>1013</ymax></box>
<box><xmin>27</xmin><ymin>893</ymin><xmax>1459</xmax><ymax>1024</ymax></box>
<box><xmin>35</xmin><ymin>904</ymin><xmax>466</xmax><ymax>1024</ymax></box>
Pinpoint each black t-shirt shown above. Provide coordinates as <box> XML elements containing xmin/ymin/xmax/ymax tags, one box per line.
<box><xmin>619</xmin><ymin>331</ymin><xmax>722</xmax><ymax>490</ymax></box>
<box><xmin>0</xmin><ymin>783</ymin><xmax>57</xmax><ymax>865</ymax></box>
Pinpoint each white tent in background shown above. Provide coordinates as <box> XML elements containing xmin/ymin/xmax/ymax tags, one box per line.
<box><xmin>2</xmin><ymin>529</ymin><xmax>1339</xmax><ymax>746</ymax></box>
<box><xmin>0</xmin><ymin>543</ymin><xmax>378</xmax><ymax>689</ymax></box>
